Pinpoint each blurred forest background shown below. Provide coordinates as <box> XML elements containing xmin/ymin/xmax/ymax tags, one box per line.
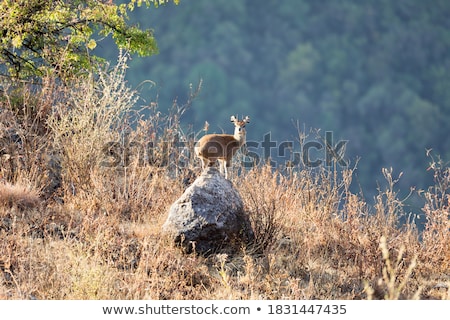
<box><xmin>96</xmin><ymin>0</ymin><xmax>450</xmax><ymax>213</ymax></box>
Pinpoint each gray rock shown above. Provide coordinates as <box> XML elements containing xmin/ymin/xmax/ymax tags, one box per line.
<box><xmin>163</xmin><ymin>167</ymin><xmax>254</xmax><ymax>254</ymax></box>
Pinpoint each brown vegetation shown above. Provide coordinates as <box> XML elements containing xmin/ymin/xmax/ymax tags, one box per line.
<box><xmin>0</xmin><ymin>59</ymin><xmax>448</xmax><ymax>300</ymax></box>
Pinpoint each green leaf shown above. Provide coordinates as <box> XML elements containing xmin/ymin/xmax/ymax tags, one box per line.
<box><xmin>87</xmin><ymin>39</ymin><xmax>97</xmax><ymax>50</ymax></box>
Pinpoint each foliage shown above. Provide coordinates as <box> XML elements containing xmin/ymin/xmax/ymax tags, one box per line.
<box><xmin>0</xmin><ymin>0</ymin><xmax>178</xmax><ymax>79</ymax></box>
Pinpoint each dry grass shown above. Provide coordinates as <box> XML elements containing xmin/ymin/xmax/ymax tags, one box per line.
<box><xmin>0</xmin><ymin>58</ymin><xmax>449</xmax><ymax>300</ymax></box>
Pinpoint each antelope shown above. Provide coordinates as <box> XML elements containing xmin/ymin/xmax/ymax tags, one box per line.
<box><xmin>194</xmin><ymin>115</ymin><xmax>250</xmax><ymax>179</ymax></box>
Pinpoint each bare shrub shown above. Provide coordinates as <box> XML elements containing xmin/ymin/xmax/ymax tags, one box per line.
<box><xmin>47</xmin><ymin>54</ymin><xmax>139</xmax><ymax>194</ymax></box>
<box><xmin>238</xmin><ymin>165</ymin><xmax>284</xmax><ymax>252</ymax></box>
<box><xmin>419</xmin><ymin>155</ymin><xmax>450</xmax><ymax>279</ymax></box>
<box><xmin>0</xmin><ymin>77</ymin><xmax>58</xmax><ymax>195</ymax></box>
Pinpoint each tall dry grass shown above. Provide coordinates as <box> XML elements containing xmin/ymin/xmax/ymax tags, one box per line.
<box><xmin>0</xmin><ymin>56</ymin><xmax>448</xmax><ymax>300</ymax></box>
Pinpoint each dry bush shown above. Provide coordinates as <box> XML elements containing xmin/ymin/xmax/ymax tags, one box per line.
<box><xmin>416</xmin><ymin>156</ymin><xmax>450</xmax><ymax>299</ymax></box>
<box><xmin>421</xmin><ymin>157</ymin><xmax>450</xmax><ymax>270</ymax></box>
<box><xmin>0</xmin><ymin>77</ymin><xmax>59</xmax><ymax>197</ymax></box>
<box><xmin>237</xmin><ymin>165</ymin><xmax>288</xmax><ymax>252</ymax></box>
<box><xmin>47</xmin><ymin>55</ymin><xmax>139</xmax><ymax>195</ymax></box>
<box><xmin>234</xmin><ymin>163</ymin><xmax>446</xmax><ymax>300</ymax></box>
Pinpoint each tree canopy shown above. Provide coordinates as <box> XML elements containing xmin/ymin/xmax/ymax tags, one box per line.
<box><xmin>0</xmin><ymin>0</ymin><xmax>178</xmax><ymax>79</ymax></box>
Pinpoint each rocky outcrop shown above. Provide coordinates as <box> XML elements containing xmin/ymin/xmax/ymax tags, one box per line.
<box><xmin>162</xmin><ymin>167</ymin><xmax>254</xmax><ymax>255</ymax></box>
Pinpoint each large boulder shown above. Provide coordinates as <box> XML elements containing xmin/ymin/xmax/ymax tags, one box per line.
<box><xmin>162</xmin><ymin>167</ymin><xmax>254</xmax><ymax>254</ymax></box>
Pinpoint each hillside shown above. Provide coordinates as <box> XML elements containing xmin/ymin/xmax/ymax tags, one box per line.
<box><xmin>0</xmin><ymin>59</ymin><xmax>448</xmax><ymax>299</ymax></box>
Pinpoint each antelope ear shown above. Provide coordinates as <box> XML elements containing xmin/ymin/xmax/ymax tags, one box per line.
<box><xmin>230</xmin><ymin>115</ymin><xmax>237</xmax><ymax>122</ymax></box>
<box><xmin>243</xmin><ymin>116</ymin><xmax>250</xmax><ymax>123</ymax></box>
